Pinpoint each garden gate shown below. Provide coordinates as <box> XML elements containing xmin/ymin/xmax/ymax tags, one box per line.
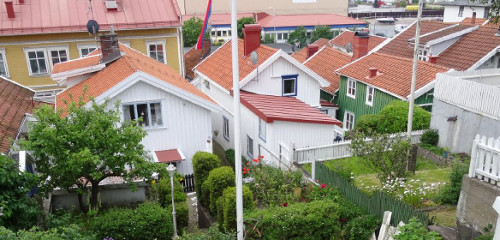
<box><xmin>180</xmin><ymin>174</ymin><xmax>195</xmax><ymax>193</ymax></box>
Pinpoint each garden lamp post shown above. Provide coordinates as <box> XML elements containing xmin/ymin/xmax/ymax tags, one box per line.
<box><xmin>167</xmin><ymin>163</ymin><xmax>178</xmax><ymax>239</ymax></box>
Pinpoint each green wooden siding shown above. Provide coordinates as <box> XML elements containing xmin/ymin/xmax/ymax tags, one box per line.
<box><xmin>337</xmin><ymin>76</ymin><xmax>398</xmax><ymax>125</ymax></box>
<box><xmin>415</xmin><ymin>89</ymin><xmax>434</xmax><ymax>112</ymax></box>
<box><xmin>320</xmin><ymin>89</ymin><xmax>334</xmax><ymax>102</ymax></box>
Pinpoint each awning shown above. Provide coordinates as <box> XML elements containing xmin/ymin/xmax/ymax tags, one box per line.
<box><xmin>154</xmin><ymin>149</ymin><xmax>185</xmax><ymax>163</ymax></box>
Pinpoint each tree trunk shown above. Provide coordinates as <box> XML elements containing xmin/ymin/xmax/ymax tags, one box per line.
<box><xmin>90</xmin><ymin>181</ymin><xmax>100</xmax><ymax>211</ymax></box>
<box><xmin>77</xmin><ymin>192</ymin><xmax>87</xmax><ymax>213</ymax></box>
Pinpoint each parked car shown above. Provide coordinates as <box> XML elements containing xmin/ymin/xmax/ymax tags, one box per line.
<box><xmin>394</xmin><ymin>24</ymin><xmax>408</xmax><ymax>34</ymax></box>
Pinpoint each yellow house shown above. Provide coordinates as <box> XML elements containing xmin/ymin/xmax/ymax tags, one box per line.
<box><xmin>0</xmin><ymin>0</ymin><xmax>184</xmax><ymax>95</ymax></box>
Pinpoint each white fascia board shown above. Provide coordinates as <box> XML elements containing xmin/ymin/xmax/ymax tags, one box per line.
<box><xmin>51</xmin><ymin>63</ymin><xmax>106</xmax><ymax>82</ymax></box>
<box><xmin>193</xmin><ymin>70</ymin><xmax>231</xmax><ymax>95</ymax></box>
<box><xmin>426</xmin><ymin>26</ymin><xmax>478</xmax><ymax>47</ymax></box>
<box><xmin>409</xmin><ymin>80</ymin><xmax>435</xmax><ymax>100</ymax></box>
<box><xmin>467</xmin><ymin>46</ymin><xmax>500</xmax><ymax>71</ymax></box>
<box><xmin>91</xmin><ymin>71</ymin><xmax>221</xmax><ymax>113</ymax></box>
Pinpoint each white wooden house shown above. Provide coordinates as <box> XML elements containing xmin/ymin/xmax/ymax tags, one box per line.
<box><xmin>192</xmin><ymin>24</ymin><xmax>342</xmax><ymax>165</ymax></box>
<box><xmin>51</xmin><ymin>34</ymin><xmax>219</xmax><ymax>174</ymax></box>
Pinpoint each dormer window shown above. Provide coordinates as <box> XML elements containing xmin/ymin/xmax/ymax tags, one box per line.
<box><xmin>418</xmin><ymin>48</ymin><xmax>429</xmax><ymax>61</ymax></box>
<box><xmin>282</xmin><ymin>74</ymin><xmax>298</xmax><ymax>96</ymax></box>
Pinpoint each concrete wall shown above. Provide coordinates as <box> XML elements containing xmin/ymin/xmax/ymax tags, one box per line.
<box><xmin>456</xmin><ymin>176</ymin><xmax>500</xmax><ymax>240</ymax></box>
<box><xmin>51</xmin><ymin>182</ymin><xmax>148</xmax><ymax>210</ymax></box>
<box><xmin>430</xmin><ymin>99</ymin><xmax>500</xmax><ymax>153</ymax></box>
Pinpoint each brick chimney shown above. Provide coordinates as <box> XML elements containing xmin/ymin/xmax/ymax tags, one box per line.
<box><xmin>243</xmin><ymin>24</ymin><xmax>262</xmax><ymax>56</ymax></box>
<box><xmin>99</xmin><ymin>26</ymin><xmax>121</xmax><ymax>64</ymax></box>
<box><xmin>429</xmin><ymin>55</ymin><xmax>438</xmax><ymax>64</ymax></box>
<box><xmin>471</xmin><ymin>11</ymin><xmax>477</xmax><ymax>24</ymax></box>
<box><xmin>352</xmin><ymin>31</ymin><xmax>369</xmax><ymax>61</ymax></box>
<box><xmin>369</xmin><ymin>67</ymin><xmax>378</xmax><ymax>78</ymax></box>
<box><xmin>5</xmin><ymin>1</ymin><xmax>14</xmax><ymax>18</ymax></box>
<box><xmin>307</xmin><ymin>44</ymin><xmax>319</xmax><ymax>59</ymax></box>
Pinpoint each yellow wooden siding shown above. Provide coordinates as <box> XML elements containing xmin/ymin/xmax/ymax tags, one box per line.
<box><xmin>0</xmin><ymin>28</ymin><xmax>180</xmax><ymax>89</ymax></box>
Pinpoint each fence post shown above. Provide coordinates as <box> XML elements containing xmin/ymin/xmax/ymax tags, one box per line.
<box><xmin>312</xmin><ymin>159</ymin><xmax>316</xmax><ymax>181</ymax></box>
<box><xmin>289</xmin><ymin>142</ymin><xmax>295</xmax><ymax>165</ymax></box>
<box><xmin>492</xmin><ymin>197</ymin><xmax>500</xmax><ymax>240</ymax></box>
<box><xmin>469</xmin><ymin>134</ymin><xmax>480</xmax><ymax>178</ymax></box>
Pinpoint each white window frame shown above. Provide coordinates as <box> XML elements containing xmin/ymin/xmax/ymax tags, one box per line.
<box><xmin>346</xmin><ymin>78</ymin><xmax>356</xmax><ymax>99</ymax></box>
<box><xmin>146</xmin><ymin>40</ymin><xmax>167</xmax><ymax>64</ymax></box>
<box><xmin>223</xmin><ymin>116</ymin><xmax>230</xmax><ymax>141</ymax></box>
<box><xmin>259</xmin><ymin>118</ymin><xmax>266</xmax><ymax>142</ymax></box>
<box><xmin>47</xmin><ymin>47</ymin><xmax>70</xmax><ymax>70</ymax></box>
<box><xmin>417</xmin><ymin>48</ymin><xmax>429</xmax><ymax>61</ymax></box>
<box><xmin>78</xmin><ymin>44</ymin><xmax>98</xmax><ymax>58</ymax></box>
<box><xmin>344</xmin><ymin>111</ymin><xmax>355</xmax><ymax>131</ymax></box>
<box><xmin>24</xmin><ymin>48</ymin><xmax>50</xmax><ymax>76</ymax></box>
<box><xmin>365</xmin><ymin>86</ymin><xmax>374</xmax><ymax>106</ymax></box>
<box><xmin>122</xmin><ymin>101</ymin><xmax>164</xmax><ymax>129</ymax></box>
<box><xmin>0</xmin><ymin>48</ymin><xmax>10</xmax><ymax>77</ymax></box>
<box><xmin>247</xmin><ymin>135</ymin><xmax>254</xmax><ymax>158</ymax></box>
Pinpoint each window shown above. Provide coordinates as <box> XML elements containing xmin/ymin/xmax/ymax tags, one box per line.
<box><xmin>259</xmin><ymin>118</ymin><xmax>266</xmax><ymax>141</ymax></box>
<box><xmin>147</xmin><ymin>41</ymin><xmax>166</xmax><ymax>64</ymax></box>
<box><xmin>277</xmin><ymin>33</ymin><xmax>289</xmax><ymax>40</ymax></box>
<box><xmin>458</xmin><ymin>6</ymin><xmax>464</xmax><ymax>17</ymax></box>
<box><xmin>211</xmin><ymin>31</ymin><xmax>216</xmax><ymax>37</ymax></box>
<box><xmin>203</xmin><ymin>80</ymin><xmax>210</xmax><ymax>89</ymax></box>
<box><xmin>418</xmin><ymin>48</ymin><xmax>429</xmax><ymax>61</ymax></box>
<box><xmin>25</xmin><ymin>49</ymin><xmax>48</xmax><ymax>75</ymax></box>
<box><xmin>217</xmin><ymin>31</ymin><xmax>222</xmax><ymax>37</ymax></box>
<box><xmin>123</xmin><ymin>102</ymin><xmax>163</xmax><ymax>128</ymax></box>
<box><xmin>223</xmin><ymin>116</ymin><xmax>230</xmax><ymax>141</ymax></box>
<box><xmin>485</xmin><ymin>7</ymin><xmax>490</xmax><ymax>19</ymax></box>
<box><xmin>365</xmin><ymin>86</ymin><xmax>374</xmax><ymax>106</ymax></box>
<box><xmin>247</xmin><ymin>135</ymin><xmax>254</xmax><ymax>158</ymax></box>
<box><xmin>48</xmin><ymin>48</ymin><xmax>69</xmax><ymax>69</ymax></box>
<box><xmin>78</xmin><ymin>44</ymin><xmax>98</xmax><ymax>58</ymax></box>
<box><xmin>0</xmin><ymin>49</ymin><xmax>9</xmax><ymax>77</ymax></box>
<box><xmin>282</xmin><ymin>75</ymin><xmax>298</xmax><ymax>96</ymax></box>
<box><xmin>347</xmin><ymin>78</ymin><xmax>356</xmax><ymax>98</ymax></box>
<box><xmin>344</xmin><ymin>111</ymin><xmax>355</xmax><ymax>130</ymax></box>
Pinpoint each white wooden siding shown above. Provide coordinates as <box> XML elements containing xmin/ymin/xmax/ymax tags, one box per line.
<box><xmin>241</xmin><ymin>57</ymin><xmax>321</xmax><ymax>107</ymax></box>
<box><xmin>109</xmin><ymin>81</ymin><xmax>212</xmax><ymax>174</ymax></box>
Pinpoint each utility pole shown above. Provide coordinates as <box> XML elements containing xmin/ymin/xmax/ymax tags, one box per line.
<box><xmin>407</xmin><ymin>0</ymin><xmax>424</xmax><ymax>140</ymax></box>
<box><xmin>230</xmin><ymin>0</ymin><xmax>244</xmax><ymax>238</ymax></box>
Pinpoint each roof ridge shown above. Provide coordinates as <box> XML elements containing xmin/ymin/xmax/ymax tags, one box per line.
<box><xmin>372</xmin><ymin>52</ymin><xmax>449</xmax><ymax>70</ymax></box>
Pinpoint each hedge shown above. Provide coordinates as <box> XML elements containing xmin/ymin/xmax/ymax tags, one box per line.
<box><xmin>421</xmin><ymin>129</ymin><xmax>439</xmax><ymax>146</ymax></box>
<box><xmin>192</xmin><ymin>152</ymin><xmax>220</xmax><ymax>205</ymax></box>
<box><xmin>221</xmin><ymin>186</ymin><xmax>254</xmax><ymax>232</ymax></box>
<box><xmin>207</xmin><ymin>166</ymin><xmax>235</xmax><ymax>215</ymax></box>
<box><xmin>377</xmin><ymin>101</ymin><xmax>430</xmax><ymax>133</ymax></box>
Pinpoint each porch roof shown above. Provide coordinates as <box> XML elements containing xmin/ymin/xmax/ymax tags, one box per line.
<box><xmin>154</xmin><ymin>149</ymin><xmax>185</xmax><ymax>163</ymax></box>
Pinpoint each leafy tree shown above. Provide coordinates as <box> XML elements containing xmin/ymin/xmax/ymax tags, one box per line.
<box><xmin>262</xmin><ymin>33</ymin><xmax>275</xmax><ymax>44</ymax></box>
<box><xmin>377</xmin><ymin>101</ymin><xmax>430</xmax><ymax>134</ymax></box>
<box><xmin>287</xmin><ymin>26</ymin><xmax>308</xmax><ymax>49</ymax></box>
<box><xmin>310</xmin><ymin>25</ymin><xmax>334</xmax><ymax>43</ymax></box>
<box><xmin>183</xmin><ymin>17</ymin><xmax>204</xmax><ymax>47</ymax></box>
<box><xmin>21</xmin><ymin>93</ymin><xmax>162</xmax><ymax>212</ymax></box>
<box><xmin>350</xmin><ymin>131</ymin><xmax>411</xmax><ymax>182</ymax></box>
<box><xmin>237</xmin><ymin>17</ymin><xmax>256</xmax><ymax>39</ymax></box>
<box><xmin>0</xmin><ymin>155</ymin><xmax>40</xmax><ymax>230</ymax></box>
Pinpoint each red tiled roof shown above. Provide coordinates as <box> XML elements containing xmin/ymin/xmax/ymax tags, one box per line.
<box><xmin>52</xmin><ymin>55</ymin><xmax>101</xmax><ymax>75</ymax></box>
<box><xmin>336</xmin><ymin>52</ymin><xmax>449</xmax><ymax>98</ymax></box>
<box><xmin>183</xmin><ymin>13</ymin><xmax>255</xmax><ymax>25</ymax></box>
<box><xmin>56</xmin><ymin>44</ymin><xmax>215</xmax><ymax>112</ymax></box>
<box><xmin>409</xmin><ymin>24</ymin><xmax>474</xmax><ymax>45</ymax></box>
<box><xmin>304</xmin><ymin>47</ymin><xmax>351</xmax><ymax>94</ymax></box>
<box><xmin>329</xmin><ymin>30</ymin><xmax>386</xmax><ymax>51</ymax></box>
<box><xmin>194</xmin><ymin>39</ymin><xmax>278</xmax><ymax>90</ymax></box>
<box><xmin>155</xmin><ymin>149</ymin><xmax>184</xmax><ymax>163</ymax></box>
<box><xmin>184</xmin><ymin>46</ymin><xmax>211</xmax><ymax>80</ymax></box>
<box><xmin>461</xmin><ymin>17</ymin><xmax>488</xmax><ymax>25</ymax></box>
<box><xmin>240</xmin><ymin>91</ymin><xmax>341</xmax><ymax>126</ymax></box>
<box><xmin>0</xmin><ymin>0</ymin><xmax>181</xmax><ymax>35</ymax></box>
<box><xmin>320</xmin><ymin>100</ymin><xmax>338</xmax><ymax>108</ymax></box>
<box><xmin>0</xmin><ymin>78</ymin><xmax>46</xmax><ymax>153</ymax></box>
<box><xmin>378</xmin><ymin>21</ymin><xmax>455</xmax><ymax>58</ymax></box>
<box><xmin>292</xmin><ymin>38</ymin><xmax>331</xmax><ymax>63</ymax></box>
<box><xmin>258</xmin><ymin>14</ymin><xmax>366</xmax><ymax>28</ymax></box>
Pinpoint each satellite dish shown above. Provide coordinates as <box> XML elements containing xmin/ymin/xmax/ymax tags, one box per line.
<box><xmin>87</xmin><ymin>20</ymin><xmax>100</xmax><ymax>34</ymax></box>
<box><xmin>250</xmin><ymin>51</ymin><xmax>258</xmax><ymax>65</ymax></box>
<box><xmin>345</xmin><ymin>42</ymin><xmax>353</xmax><ymax>53</ymax></box>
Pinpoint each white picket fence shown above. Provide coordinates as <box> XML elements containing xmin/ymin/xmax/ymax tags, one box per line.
<box><xmin>469</xmin><ymin>134</ymin><xmax>500</xmax><ymax>186</ymax></box>
<box><xmin>257</xmin><ymin>142</ymin><xmax>292</xmax><ymax>170</ymax></box>
<box><xmin>294</xmin><ymin>130</ymin><xmax>424</xmax><ymax>164</ymax></box>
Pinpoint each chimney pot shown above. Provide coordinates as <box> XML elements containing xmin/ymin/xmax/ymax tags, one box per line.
<box><xmin>369</xmin><ymin>67</ymin><xmax>378</xmax><ymax>78</ymax></box>
<box><xmin>471</xmin><ymin>11</ymin><xmax>477</xmax><ymax>24</ymax></box>
<box><xmin>352</xmin><ymin>31</ymin><xmax>369</xmax><ymax>61</ymax></box>
<box><xmin>243</xmin><ymin>24</ymin><xmax>262</xmax><ymax>56</ymax></box>
<box><xmin>307</xmin><ymin>44</ymin><xmax>319</xmax><ymax>59</ymax></box>
<box><xmin>429</xmin><ymin>55</ymin><xmax>438</xmax><ymax>64</ymax></box>
<box><xmin>5</xmin><ymin>1</ymin><xmax>14</xmax><ymax>18</ymax></box>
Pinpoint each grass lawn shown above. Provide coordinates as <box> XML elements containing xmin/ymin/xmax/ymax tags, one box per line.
<box><xmin>429</xmin><ymin>206</ymin><xmax>457</xmax><ymax>228</ymax></box>
<box><xmin>355</xmin><ymin>168</ymin><xmax>451</xmax><ymax>190</ymax></box>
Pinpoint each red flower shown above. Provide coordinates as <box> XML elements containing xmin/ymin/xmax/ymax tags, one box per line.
<box><xmin>246</xmin><ymin>162</ymin><xmax>250</xmax><ymax>166</ymax></box>
<box><xmin>253</xmin><ymin>158</ymin><xmax>260</xmax><ymax>163</ymax></box>
<box><xmin>260</xmin><ymin>155</ymin><xmax>264</xmax><ymax>159</ymax></box>
<box><xmin>282</xmin><ymin>202</ymin><xmax>288</xmax><ymax>207</ymax></box>
<box><xmin>243</xmin><ymin>167</ymin><xmax>250</xmax><ymax>174</ymax></box>
<box><xmin>320</xmin><ymin>184</ymin><xmax>326</xmax><ymax>189</ymax></box>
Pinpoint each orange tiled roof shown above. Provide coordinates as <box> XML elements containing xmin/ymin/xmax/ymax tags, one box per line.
<box><xmin>461</xmin><ymin>17</ymin><xmax>488</xmax><ymax>25</ymax></box>
<box><xmin>194</xmin><ymin>39</ymin><xmax>278</xmax><ymax>90</ymax></box>
<box><xmin>52</xmin><ymin>55</ymin><xmax>101</xmax><ymax>75</ymax></box>
<box><xmin>304</xmin><ymin>47</ymin><xmax>351</xmax><ymax>94</ymax></box>
<box><xmin>291</xmin><ymin>38</ymin><xmax>331</xmax><ymax>63</ymax></box>
<box><xmin>410</xmin><ymin>24</ymin><xmax>474</xmax><ymax>45</ymax></box>
<box><xmin>329</xmin><ymin>30</ymin><xmax>386</xmax><ymax>51</ymax></box>
<box><xmin>184</xmin><ymin>47</ymin><xmax>211</xmax><ymax>80</ymax></box>
<box><xmin>336</xmin><ymin>52</ymin><xmax>449</xmax><ymax>98</ymax></box>
<box><xmin>56</xmin><ymin>44</ymin><xmax>215</xmax><ymax>112</ymax></box>
<box><xmin>0</xmin><ymin>78</ymin><xmax>47</xmax><ymax>153</ymax></box>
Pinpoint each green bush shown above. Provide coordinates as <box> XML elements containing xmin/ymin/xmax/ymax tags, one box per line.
<box><xmin>192</xmin><ymin>152</ymin><xmax>220</xmax><ymax>203</ymax></box>
<box><xmin>421</xmin><ymin>129</ymin><xmax>439</xmax><ymax>146</ymax></box>
<box><xmin>153</xmin><ymin>177</ymin><xmax>186</xmax><ymax>207</ymax></box>
<box><xmin>246</xmin><ymin>200</ymin><xmax>341</xmax><ymax>239</ymax></box>
<box><xmin>377</xmin><ymin>101</ymin><xmax>431</xmax><ymax>134</ymax></box>
<box><xmin>221</xmin><ymin>186</ymin><xmax>254</xmax><ymax>232</ymax></box>
<box><xmin>173</xmin><ymin>202</ymin><xmax>189</xmax><ymax>233</ymax></box>
<box><xmin>0</xmin><ymin>225</ymin><xmax>95</xmax><ymax>240</ymax></box>
<box><xmin>355</xmin><ymin>114</ymin><xmax>381</xmax><ymax>134</ymax></box>
<box><xmin>343</xmin><ymin>215</ymin><xmax>380</xmax><ymax>240</ymax></box>
<box><xmin>91</xmin><ymin>202</ymin><xmax>172</xmax><ymax>240</ymax></box>
<box><xmin>394</xmin><ymin>217</ymin><xmax>441</xmax><ymax>240</ymax></box>
<box><xmin>436</xmin><ymin>161</ymin><xmax>469</xmax><ymax>204</ymax></box>
<box><xmin>224</xmin><ymin>149</ymin><xmax>246</xmax><ymax>169</ymax></box>
<box><xmin>201</xmin><ymin>180</ymin><xmax>211</xmax><ymax>207</ymax></box>
<box><xmin>45</xmin><ymin>209</ymin><xmax>84</xmax><ymax>230</ymax></box>
<box><xmin>249</xmin><ymin>165</ymin><xmax>303</xmax><ymax>206</ymax></box>
<box><xmin>179</xmin><ymin>224</ymin><xmax>236</xmax><ymax>240</ymax></box>
<box><xmin>207</xmin><ymin>167</ymin><xmax>235</xmax><ymax>214</ymax></box>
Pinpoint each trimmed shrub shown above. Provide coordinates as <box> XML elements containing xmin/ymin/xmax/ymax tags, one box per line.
<box><xmin>343</xmin><ymin>215</ymin><xmax>380</xmax><ymax>240</ymax></box>
<box><xmin>154</xmin><ymin>177</ymin><xmax>186</xmax><ymax>207</ymax></box>
<box><xmin>376</xmin><ymin>101</ymin><xmax>431</xmax><ymax>134</ymax></box>
<box><xmin>224</xmin><ymin>149</ymin><xmax>246</xmax><ymax>169</ymax></box>
<box><xmin>173</xmin><ymin>202</ymin><xmax>189</xmax><ymax>233</ymax></box>
<box><xmin>355</xmin><ymin>114</ymin><xmax>381</xmax><ymax>134</ymax></box>
<box><xmin>221</xmin><ymin>186</ymin><xmax>254</xmax><ymax>232</ymax></box>
<box><xmin>421</xmin><ymin>129</ymin><xmax>439</xmax><ymax>146</ymax></box>
<box><xmin>246</xmin><ymin>200</ymin><xmax>341</xmax><ymax>239</ymax></box>
<box><xmin>201</xmin><ymin>180</ymin><xmax>211</xmax><ymax>207</ymax></box>
<box><xmin>207</xmin><ymin>167</ymin><xmax>235</xmax><ymax>214</ymax></box>
<box><xmin>192</xmin><ymin>152</ymin><xmax>220</xmax><ymax>202</ymax></box>
<box><xmin>92</xmin><ymin>202</ymin><xmax>172</xmax><ymax>240</ymax></box>
<box><xmin>436</xmin><ymin>161</ymin><xmax>469</xmax><ymax>204</ymax></box>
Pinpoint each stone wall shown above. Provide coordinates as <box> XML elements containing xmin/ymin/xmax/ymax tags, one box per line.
<box><xmin>416</xmin><ymin>146</ymin><xmax>449</xmax><ymax>167</ymax></box>
<box><xmin>456</xmin><ymin>175</ymin><xmax>500</xmax><ymax>240</ymax></box>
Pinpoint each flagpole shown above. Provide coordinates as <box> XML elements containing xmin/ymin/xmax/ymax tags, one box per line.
<box><xmin>230</xmin><ymin>0</ymin><xmax>244</xmax><ymax>238</ymax></box>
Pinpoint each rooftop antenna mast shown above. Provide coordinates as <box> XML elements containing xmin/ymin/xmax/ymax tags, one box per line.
<box><xmin>86</xmin><ymin>0</ymin><xmax>100</xmax><ymax>40</ymax></box>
